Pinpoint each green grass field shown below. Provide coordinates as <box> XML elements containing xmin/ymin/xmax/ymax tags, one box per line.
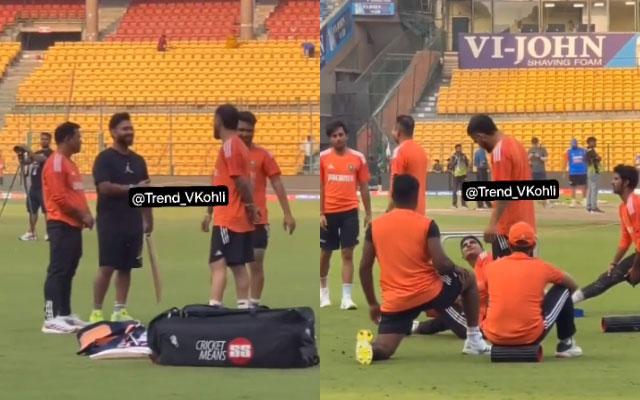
<box><xmin>0</xmin><ymin>198</ymin><xmax>319</xmax><ymax>399</ymax></box>
<box><xmin>320</xmin><ymin>196</ymin><xmax>640</xmax><ymax>400</ymax></box>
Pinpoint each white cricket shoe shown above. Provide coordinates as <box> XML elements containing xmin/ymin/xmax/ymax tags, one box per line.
<box><xmin>555</xmin><ymin>338</ymin><xmax>583</xmax><ymax>358</ymax></box>
<box><xmin>62</xmin><ymin>314</ymin><xmax>88</xmax><ymax>328</ymax></box>
<box><xmin>320</xmin><ymin>288</ymin><xmax>331</xmax><ymax>308</ymax></box>
<box><xmin>462</xmin><ymin>337</ymin><xmax>491</xmax><ymax>355</ymax></box>
<box><xmin>41</xmin><ymin>317</ymin><xmax>78</xmax><ymax>334</ymax></box>
<box><xmin>19</xmin><ymin>232</ymin><xmax>36</xmax><ymax>241</ymax></box>
<box><xmin>340</xmin><ymin>298</ymin><xmax>358</xmax><ymax>310</ymax></box>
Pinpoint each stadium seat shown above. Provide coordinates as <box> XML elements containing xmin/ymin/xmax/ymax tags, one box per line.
<box><xmin>17</xmin><ymin>41</ymin><xmax>320</xmax><ymax>106</ymax></box>
<box><xmin>414</xmin><ymin>120</ymin><xmax>639</xmax><ymax>172</ymax></box>
<box><xmin>0</xmin><ymin>113</ymin><xmax>320</xmax><ymax>176</ymax></box>
<box><xmin>265</xmin><ymin>0</ymin><xmax>319</xmax><ymax>40</ymax></box>
<box><xmin>438</xmin><ymin>68</ymin><xmax>640</xmax><ymax>114</ymax></box>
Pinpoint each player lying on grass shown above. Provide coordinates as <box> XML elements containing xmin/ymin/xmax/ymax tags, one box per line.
<box><xmin>482</xmin><ymin>221</ymin><xmax>583</xmax><ymax>358</ymax></box>
<box><xmin>412</xmin><ymin>236</ymin><xmax>493</xmax><ymax>337</ymax></box>
<box><xmin>356</xmin><ymin>174</ymin><xmax>491</xmax><ymax>364</ymax></box>
<box><xmin>572</xmin><ymin>165</ymin><xmax>640</xmax><ymax>304</ymax></box>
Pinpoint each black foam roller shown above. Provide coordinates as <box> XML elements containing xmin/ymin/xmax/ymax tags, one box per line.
<box><xmin>490</xmin><ymin>344</ymin><xmax>543</xmax><ymax>363</ymax></box>
<box><xmin>601</xmin><ymin>316</ymin><xmax>640</xmax><ymax>332</ymax></box>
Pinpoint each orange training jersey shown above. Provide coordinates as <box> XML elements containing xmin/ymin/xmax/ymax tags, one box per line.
<box><xmin>249</xmin><ymin>145</ymin><xmax>281</xmax><ymax>225</ymax></box>
<box><xmin>212</xmin><ymin>135</ymin><xmax>254</xmax><ymax>233</ymax></box>
<box><xmin>491</xmin><ymin>135</ymin><xmax>536</xmax><ymax>235</ymax></box>
<box><xmin>482</xmin><ymin>252</ymin><xmax>565</xmax><ymax>345</ymax></box>
<box><xmin>42</xmin><ymin>152</ymin><xmax>90</xmax><ymax>228</ymax></box>
<box><xmin>369</xmin><ymin>209</ymin><xmax>443</xmax><ymax>312</ymax></box>
<box><xmin>618</xmin><ymin>193</ymin><xmax>640</xmax><ymax>253</ymax></box>
<box><xmin>474</xmin><ymin>251</ymin><xmax>493</xmax><ymax>322</ymax></box>
<box><xmin>320</xmin><ymin>148</ymin><xmax>370</xmax><ymax>214</ymax></box>
<box><xmin>391</xmin><ymin>139</ymin><xmax>428</xmax><ymax>214</ymax></box>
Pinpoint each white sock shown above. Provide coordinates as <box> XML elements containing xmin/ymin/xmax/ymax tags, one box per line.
<box><xmin>320</xmin><ymin>286</ymin><xmax>329</xmax><ymax>297</ymax></box>
<box><xmin>209</xmin><ymin>300</ymin><xmax>222</xmax><ymax>306</ymax></box>
<box><xmin>114</xmin><ymin>303</ymin><xmax>126</xmax><ymax>312</ymax></box>
<box><xmin>342</xmin><ymin>283</ymin><xmax>352</xmax><ymax>299</ymax></box>
<box><xmin>572</xmin><ymin>290</ymin><xmax>584</xmax><ymax>304</ymax></box>
<box><xmin>249</xmin><ymin>298</ymin><xmax>260</xmax><ymax>306</ymax></box>
<box><xmin>237</xmin><ymin>299</ymin><xmax>250</xmax><ymax>309</ymax></box>
<box><xmin>467</xmin><ymin>326</ymin><xmax>482</xmax><ymax>338</ymax></box>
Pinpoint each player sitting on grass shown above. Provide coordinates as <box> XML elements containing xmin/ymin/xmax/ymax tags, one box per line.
<box><xmin>482</xmin><ymin>221</ymin><xmax>583</xmax><ymax>358</ymax></box>
<box><xmin>412</xmin><ymin>236</ymin><xmax>493</xmax><ymax>337</ymax></box>
<box><xmin>356</xmin><ymin>174</ymin><xmax>490</xmax><ymax>364</ymax></box>
<box><xmin>572</xmin><ymin>165</ymin><xmax>640</xmax><ymax>304</ymax></box>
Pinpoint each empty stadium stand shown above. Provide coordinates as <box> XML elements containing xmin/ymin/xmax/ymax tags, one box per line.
<box><xmin>415</xmin><ymin>120</ymin><xmax>640</xmax><ymax>172</ymax></box>
<box><xmin>266</xmin><ymin>0</ymin><xmax>319</xmax><ymax>39</ymax></box>
<box><xmin>108</xmin><ymin>0</ymin><xmax>240</xmax><ymax>41</ymax></box>
<box><xmin>17</xmin><ymin>41</ymin><xmax>320</xmax><ymax>106</ymax></box>
<box><xmin>0</xmin><ymin>112</ymin><xmax>320</xmax><ymax>176</ymax></box>
<box><xmin>0</xmin><ymin>42</ymin><xmax>20</xmax><ymax>77</ymax></box>
<box><xmin>438</xmin><ymin>68</ymin><xmax>640</xmax><ymax>114</ymax></box>
<box><xmin>0</xmin><ymin>0</ymin><xmax>84</xmax><ymax>32</ymax></box>
<box><xmin>320</xmin><ymin>0</ymin><xmax>346</xmax><ymax>21</ymax></box>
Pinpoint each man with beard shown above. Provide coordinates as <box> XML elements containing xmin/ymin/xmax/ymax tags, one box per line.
<box><xmin>466</xmin><ymin>114</ymin><xmax>535</xmax><ymax>258</ymax></box>
<box><xmin>20</xmin><ymin>132</ymin><xmax>54</xmax><ymax>241</ymax></box>
<box><xmin>572</xmin><ymin>165</ymin><xmax>640</xmax><ymax>304</ymax></box>
<box><xmin>320</xmin><ymin>120</ymin><xmax>371</xmax><ymax>310</ymax></box>
<box><xmin>88</xmin><ymin>113</ymin><xmax>152</xmax><ymax>323</ymax></box>
<box><xmin>237</xmin><ymin>111</ymin><xmax>296</xmax><ymax>308</ymax></box>
<box><xmin>387</xmin><ymin>115</ymin><xmax>428</xmax><ymax>214</ymax></box>
<box><xmin>201</xmin><ymin>104</ymin><xmax>258</xmax><ymax>309</ymax></box>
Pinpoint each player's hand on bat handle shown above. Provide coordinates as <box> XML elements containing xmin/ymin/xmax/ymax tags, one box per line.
<box><xmin>201</xmin><ymin>214</ymin><xmax>211</xmax><ymax>232</ymax></box>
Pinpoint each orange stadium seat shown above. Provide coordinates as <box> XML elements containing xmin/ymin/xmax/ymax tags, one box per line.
<box><xmin>437</xmin><ymin>68</ymin><xmax>640</xmax><ymax>114</ymax></box>
<box><xmin>0</xmin><ymin>113</ymin><xmax>320</xmax><ymax>176</ymax></box>
<box><xmin>413</xmin><ymin>120</ymin><xmax>640</xmax><ymax>172</ymax></box>
<box><xmin>0</xmin><ymin>0</ymin><xmax>84</xmax><ymax>31</ymax></box>
<box><xmin>16</xmin><ymin>41</ymin><xmax>320</xmax><ymax>106</ymax></box>
<box><xmin>0</xmin><ymin>42</ymin><xmax>20</xmax><ymax>77</ymax></box>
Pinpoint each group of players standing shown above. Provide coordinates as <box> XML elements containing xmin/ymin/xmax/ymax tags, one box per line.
<box><xmin>34</xmin><ymin>105</ymin><xmax>295</xmax><ymax>334</ymax></box>
<box><xmin>319</xmin><ymin>113</ymin><xmax>640</xmax><ymax>364</ymax></box>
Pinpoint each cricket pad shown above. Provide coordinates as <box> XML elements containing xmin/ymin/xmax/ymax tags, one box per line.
<box><xmin>147</xmin><ymin>305</ymin><xmax>319</xmax><ymax>368</ymax></box>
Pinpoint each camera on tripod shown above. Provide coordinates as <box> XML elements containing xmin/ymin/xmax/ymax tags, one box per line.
<box><xmin>13</xmin><ymin>145</ymin><xmax>32</xmax><ymax>164</ymax></box>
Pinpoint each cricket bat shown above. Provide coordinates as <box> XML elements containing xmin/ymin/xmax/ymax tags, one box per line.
<box><xmin>145</xmin><ymin>234</ymin><xmax>162</xmax><ymax>303</ymax></box>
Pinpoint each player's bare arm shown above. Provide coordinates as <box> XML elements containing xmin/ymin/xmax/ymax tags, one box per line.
<box><xmin>358</xmin><ymin>238</ymin><xmax>379</xmax><ymax>324</ymax></box>
<box><xmin>142</xmin><ymin>207</ymin><xmax>153</xmax><ymax>235</ymax></box>
<box><xmin>560</xmin><ymin>273</ymin><xmax>579</xmax><ymax>293</ymax></box>
<box><xmin>427</xmin><ymin>236</ymin><xmax>458</xmax><ymax>275</ymax></box>
<box><xmin>360</xmin><ymin>181</ymin><xmax>372</xmax><ymax>227</ymax></box>
<box><xmin>269</xmin><ymin>175</ymin><xmax>296</xmax><ymax>234</ymax></box>
<box><xmin>233</xmin><ymin>175</ymin><xmax>259</xmax><ymax>223</ymax></box>
<box><xmin>96</xmin><ymin>179</ymin><xmax>148</xmax><ymax>196</ymax></box>
<box><xmin>624</xmin><ymin>252</ymin><xmax>640</xmax><ymax>284</ymax></box>
<box><xmin>320</xmin><ymin>180</ymin><xmax>327</xmax><ymax>230</ymax></box>
<box><xmin>486</xmin><ymin>200</ymin><xmax>509</xmax><ymax>242</ymax></box>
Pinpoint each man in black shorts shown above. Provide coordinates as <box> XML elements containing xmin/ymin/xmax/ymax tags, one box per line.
<box><xmin>20</xmin><ymin>132</ymin><xmax>53</xmax><ymax>241</ymax></box>
<box><xmin>237</xmin><ymin>111</ymin><xmax>296</xmax><ymax>308</ymax></box>
<box><xmin>88</xmin><ymin>113</ymin><xmax>152</xmax><ymax>323</ymax></box>
<box><xmin>356</xmin><ymin>174</ymin><xmax>490</xmax><ymax>364</ymax></box>
<box><xmin>201</xmin><ymin>104</ymin><xmax>259</xmax><ymax>309</ymax></box>
<box><xmin>320</xmin><ymin>121</ymin><xmax>371</xmax><ymax>310</ymax></box>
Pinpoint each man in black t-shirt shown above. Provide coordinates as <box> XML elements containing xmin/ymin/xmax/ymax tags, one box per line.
<box><xmin>20</xmin><ymin>132</ymin><xmax>53</xmax><ymax>241</ymax></box>
<box><xmin>88</xmin><ymin>113</ymin><xmax>153</xmax><ymax>324</ymax></box>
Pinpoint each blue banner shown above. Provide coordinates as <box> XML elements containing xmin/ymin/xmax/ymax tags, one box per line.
<box><xmin>321</xmin><ymin>1</ymin><xmax>354</xmax><ymax>69</ymax></box>
<box><xmin>352</xmin><ymin>0</ymin><xmax>396</xmax><ymax>16</ymax></box>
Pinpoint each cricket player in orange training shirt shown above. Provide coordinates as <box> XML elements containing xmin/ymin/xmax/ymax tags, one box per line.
<box><xmin>466</xmin><ymin>114</ymin><xmax>536</xmax><ymax>258</ymax></box>
<box><xmin>41</xmin><ymin>122</ymin><xmax>94</xmax><ymax>334</ymax></box>
<box><xmin>202</xmin><ymin>104</ymin><xmax>259</xmax><ymax>309</ymax></box>
<box><xmin>482</xmin><ymin>221</ymin><xmax>582</xmax><ymax>358</ymax></box>
<box><xmin>237</xmin><ymin>111</ymin><xmax>296</xmax><ymax>308</ymax></box>
<box><xmin>572</xmin><ymin>165</ymin><xmax>640</xmax><ymax>304</ymax></box>
<box><xmin>388</xmin><ymin>115</ymin><xmax>428</xmax><ymax>215</ymax></box>
<box><xmin>356</xmin><ymin>174</ymin><xmax>490</xmax><ymax>364</ymax></box>
<box><xmin>320</xmin><ymin>120</ymin><xmax>371</xmax><ymax>310</ymax></box>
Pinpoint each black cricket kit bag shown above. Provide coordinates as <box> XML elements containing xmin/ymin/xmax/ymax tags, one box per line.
<box><xmin>76</xmin><ymin>321</ymin><xmax>152</xmax><ymax>360</ymax></box>
<box><xmin>147</xmin><ymin>305</ymin><xmax>319</xmax><ymax>368</ymax></box>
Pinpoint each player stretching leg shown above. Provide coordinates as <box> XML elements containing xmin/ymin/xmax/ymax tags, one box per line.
<box><xmin>572</xmin><ymin>165</ymin><xmax>640</xmax><ymax>304</ymax></box>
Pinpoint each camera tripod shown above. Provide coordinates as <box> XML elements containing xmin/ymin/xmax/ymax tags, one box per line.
<box><xmin>0</xmin><ymin>164</ymin><xmax>21</xmax><ymax>220</ymax></box>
